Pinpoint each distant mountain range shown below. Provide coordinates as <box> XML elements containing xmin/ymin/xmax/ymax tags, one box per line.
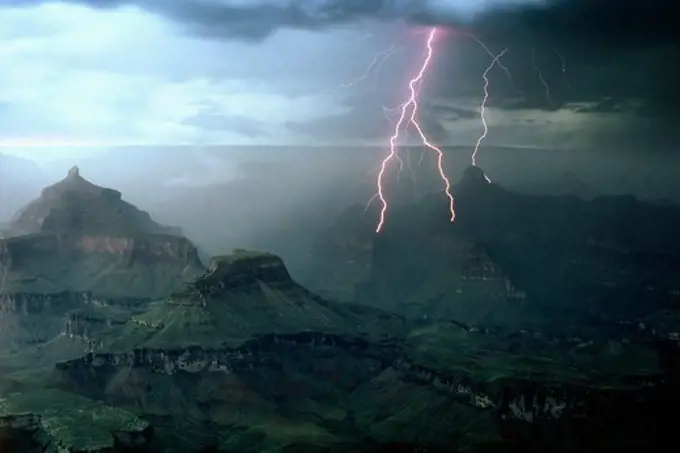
<box><xmin>304</xmin><ymin>165</ymin><xmax>680</xmax><ymax>326</ymax></box>
<box><xmin>3</xmin><ymin>146</ymin><xmax>679</xmax><ymax>271</ymax></box>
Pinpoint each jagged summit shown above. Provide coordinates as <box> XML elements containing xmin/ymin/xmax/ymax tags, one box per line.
<box><xmin>460</xmin><ymin>165</ymin><xmax>491</xmax><ymax>187</ymax></box>
<box><xmin>449</xmin><ymin>165</ymin><xmax>503</xmax><ymax>207</ymax></box>
<box><xmin>7</xmin><ymin>166</ymin><xmax>179</xmax><ymax>237</ymax></box>
<box><xmin>40</xmin><ymin>165</ymin><xmax>111</xmax><ymax>200</ymax></box>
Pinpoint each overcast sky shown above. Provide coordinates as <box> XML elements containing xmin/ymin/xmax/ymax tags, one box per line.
<box><xmin>0</xmin><ymin>0</ymin><xmax>678</xmax><ymax>164</ymax></box>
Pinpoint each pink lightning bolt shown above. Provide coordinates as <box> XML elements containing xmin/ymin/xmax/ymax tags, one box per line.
<box><xmin>471</xmin><ymin>48</ymin><xmax>508</xmax><ymax>183</ymax></box>
<box><xmin>375</xmin><ymin>27</ymin><xmax>454</xmax><ymax>233</ymax></box>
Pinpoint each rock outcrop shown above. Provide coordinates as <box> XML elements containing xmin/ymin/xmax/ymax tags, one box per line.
<box><xmin>0</xmin><ymin>166</ymin><xmax>205</xmax><ymax>300</ymax></box>
<box><xmin>0</xmin><ymin>389</ymin><xmax>151</xmax><ymax>453</ymax></box>
<box><xmin>54</xmin><ymin>319</ymin><xmax>669</xmax><ymax>452</ymax></box>
<box><xmin>0</xmin><ymin>232</ymin><xmax>203</xmax><ymax>299</ymax></box>
<box><xmin>99</xmin><ymin>249</ymin><xmax>394</xmax><ymax>352</ymax></box>
<box><xmin>349</xmin><ymin>320</ymin><xmax>669</xmax><ymax>451</ymax></box>
<box><xmin>49</xmin><ymin>250</ymin><xmax>405</xmax><ymax>452</ymax></box>
<box><xmin>0</xmin><ymin>168</ymin><xmax>204</xmax><ymax>369</ymax></box>
<box><xmin>6</xmin><ymin>165</ymin><xmax>179</xmax><ymax>237</ymax></box>
<box><xmin>46</xmin><ymin>250</ymin><xmax>672</xmax><ymax>453</ymax></box>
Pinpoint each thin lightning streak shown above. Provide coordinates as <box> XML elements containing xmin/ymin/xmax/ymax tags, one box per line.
<box><xmin>381</xmin><ymin>105</ymin><xmax>395</xmax><ymax>121</ymax></box>
<box><xmin>381</xmin><ymin>108</ymin><xmax>406</xmax><ymax>179</ymax></box>
<box><xmin>466</xmin><ymin>33</ymin><xmax>521</xmax><ymax>96</ymax></box>
<box><xmin>382</xmin><ymin>104</ymin><xmax>402</xmax><ymax>121</ymax></box>
<box><xmin>406</xmin><ymin>149</ymin><xmax>415</xmax><ymax>182</ymax></box>
<box><xmin>383</xmin><ymin>103</ymin><xmax>418</xmax><ymax>181</ymax></box>
<box><xmin>338</xmin><ymin>45</ymin><xmax>400</xmax><ymax>90</ymax></box>
<box><xmin>417</xmin><ymin>147</ymin><xmax>427</xmax><ymax>167</ymax></box>
<box><xmin>364</xmin><ymin>193</ymin><xmax>379</xmax><ymax>213</ymax></box>
<box><xmin>407</xmin><ymin>98</ymin><xmax>455</xmax><ymax>227</ymax></box>
<box><xmin>532</xmin><ymin>48</ymin><xmax>552</xmax><ymax>105</ymax></box>
<box><xmin>552</xmin><ymin>47</ymin><xmax>571</xmax><ymax>89</ymax></box>
<box><xmin>472</xmin><ymin>48</ymin><xmax>508</xmax><ymax>183</ymax></box>
<box><xmin>394</xmin><ymin>154</ymin><xmax>405</xmax><ymax>178</ymax></box>
<box><xmin>375</xmin><ymin>27</ymin><xmax>454</xmax><ymax>233</ymax></box>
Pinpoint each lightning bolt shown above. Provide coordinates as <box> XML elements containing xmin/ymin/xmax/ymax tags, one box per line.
<box><xmin>338</xmin><ymin>44</ymin><xmax>401</xmax><ymax>90</ymax></box>
<box><xmin>381</xmin><ymin>105</ymin><xmax>420</xmax><ymax>181</ymax></box>
<box><xmin>364</xmin><ymin>192</ymin><xmax>379</xmax><ymax>213</ymax></box>
<box><xmin>466</xmin><ymin>33</ymin><xmax>521</xmax><ymax>97</ymax></box>
<box><xmin>375</xmin><ymin>27</ymin><xmax>454</xmax><ymax>233</ymax></box>
<box><xmin>552</xmin><ymin>47</ymin><xmax>571</xmax><ymax>89</ymax></box>
<box><xmin>532</xmin><ymin>48</ymin><xmax>553</xmax><ymax>106</ymax></box>
<box><xmin>381</xmin><ymin>104</ymin><xmax>402</xmax><ymax>121</ymax></box>
<box><xmin>471</xmin><ymin>48</ymin><xmax>508</xmax><ymax>182</ymax></box>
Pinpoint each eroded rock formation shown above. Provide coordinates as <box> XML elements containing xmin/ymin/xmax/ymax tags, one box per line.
<box><xmin>0</xmin><ymin>166</ymin><xmax>204</xmax><ymax>300</ymax></box>
<box><xmin>45</xmin><ymin>250</ymin><xmax>670</xmax><ymax>453</ymax></box>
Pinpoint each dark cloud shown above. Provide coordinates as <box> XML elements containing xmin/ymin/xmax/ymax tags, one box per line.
<box><xmin>2</xmin><ymin>0</ymin><xmax>677</xmax><ymax>149</ymax></box>
<box><xmin>470</xmin><ymin>0</ymin><xmax>678</xmax><ymax>48</ymax></box>
<box><xmin>4</xmin><ymin>1</ymin><xmax>677</xmax><ymax>46</ymax></box>
<box><xmin>6</xmin><ymin>1</ymin><xmax>677</xmax><ymax>112</ymax></box>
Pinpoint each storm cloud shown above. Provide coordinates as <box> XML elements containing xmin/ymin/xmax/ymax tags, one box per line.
<box><xmin>2</xmin><ymin>0</ymin><xmax>676</xmax><ymax>45</ymax></box>
<box><xmin>1</xmin><ymin>0</ymin><xmax>678</xmax><ymax>154</ymax></box>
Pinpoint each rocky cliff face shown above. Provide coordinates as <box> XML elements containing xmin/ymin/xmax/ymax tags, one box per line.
<box><xmin>0</xmin><ymin>289</ymin><xmax>144</xmax><ymax>369</ymax></box>
<box><xmin>43</xmin><ymin>250</ymin><xmax>673</xmax><ymax>453</ymax></box>
<box><xmin>349</xmin><ymin>321</ymin><xmax>669</xmax><ymax>451</ymax></box>
<box><xmin>62</xmin><ymin>309</ymin><xmax>129</xmax><ymax>342</ymax></box>
<box><xmin>53</xmin><ymin>318</ymin><xmax>670</xmax><ymax>452</ymax></box>
<box><xmin>57</xmin><ymin>332</ymin><xmax>395</xmax><ymax>382</ymax></box>
<box><xmin>0</xmin><ymin>291</ymin><xmax>93</xmax><ymax>354</ymax></box>
<box><xmin>0</xmin><ymin>232</ymin><xmax>203</xmax><ymax>299</ymax></box>
<box><xmin>0</xmin><ymin>291</ymin><xmax>90</xmax><ymax>314</ymax></box>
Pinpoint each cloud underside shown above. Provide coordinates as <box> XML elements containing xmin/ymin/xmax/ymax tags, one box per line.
<box><xmin>1</xmin><ymin>0</ymin><xmax>677</xmax><ymax>45</ymax></box>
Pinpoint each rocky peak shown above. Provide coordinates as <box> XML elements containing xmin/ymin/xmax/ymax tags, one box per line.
<box><xmin>40</xmin><ymin>165</ymin><xmax>111</xmax><ymax>200</ymax></box>
<box><xmin>68</xmin><ymin>165</ymin><xmax>80</xmax><ymax>178</ymax></box>
<box><xmin>6</xmin><ymin>166</ymin><xmax>179</xmax><ymax>237</ymax></box>
<box><xmin>460</xmin><ymin>165</ymin><xmax>491</xmax><ymax>187</ymax></box>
